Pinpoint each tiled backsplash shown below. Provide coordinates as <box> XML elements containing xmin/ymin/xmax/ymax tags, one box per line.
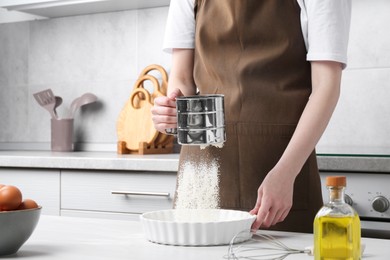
<box><xmin>317</xmin><ymin>0</ymin><xmax>390</xmax><ymax>150</ymax></box>
<box><xmin>1</xmin><ymin>0</ymin><xmax>389</xmax><ymax>152</ymax></box>
<box><xmin>0</xmin><ymin>7</ymin><xmax>171</xmax><ymax>151</ymax></box>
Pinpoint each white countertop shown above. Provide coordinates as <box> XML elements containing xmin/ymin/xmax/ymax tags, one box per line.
<box><xmin>3</xmin><ymin>215</ymin><xmax>389</xmax><ymax>260</ymax></box>
<box><xmin>0</xmin><ymin>151</ymin><xmax>179</xmax><ymax>172</ymax></box>
<box><xmin>1</xmin><ymin>150</ymin><xmax>390</xmax><ymax>173</ymax></box>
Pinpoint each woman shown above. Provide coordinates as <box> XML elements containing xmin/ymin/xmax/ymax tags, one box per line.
<box><xmin>152</xmin><ymin>0</ymin><xmax>352</xmax><ymax>233</ymax></box>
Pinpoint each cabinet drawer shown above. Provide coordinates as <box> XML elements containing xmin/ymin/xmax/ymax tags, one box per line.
<box><xmin>0</xmin><ymin>168</ymin><xmax>60</xmax><ymax>215</ymax></box>
<box><xmin>61</xmin><ymin>170</ymin><xmax>177</xmax><ymax>214</ymax></box>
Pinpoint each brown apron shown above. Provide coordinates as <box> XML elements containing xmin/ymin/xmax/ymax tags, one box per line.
<box><xmin>177</xmin><ymin>0</ymin><xmax>323</xmax><ymax>233</ymax></box>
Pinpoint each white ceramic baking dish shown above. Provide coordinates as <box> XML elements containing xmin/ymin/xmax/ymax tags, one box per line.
<box><xmin>140</xmin><ymin>209</ymin><xmax>256</xmax><ymax>246</ymax></box>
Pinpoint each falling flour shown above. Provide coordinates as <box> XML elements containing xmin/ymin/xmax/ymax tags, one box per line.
<box><xmin>175</xmin><ymin>160</ymin><xmax>220</xmax><ymax>210</ymax></box>
<box><xmin>199</xmin><ymin>142</ymin><xmax>224</xmax><ymax>150</ymax></box>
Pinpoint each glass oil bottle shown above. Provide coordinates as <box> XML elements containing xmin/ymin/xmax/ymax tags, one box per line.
<box><xmin>314</xmin><ymin>176</ymin><xmax>361</xmax><ymax>260</ymax></box>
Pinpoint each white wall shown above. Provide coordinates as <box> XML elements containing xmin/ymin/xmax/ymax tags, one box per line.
<box><xmin>0</xmin><ymin>7</ymin><xmax>171</xmax><ymax>151</ymax></box>
<box><xmin>0</xmin><ymin>0</ymin><xmax>389</xmax><ymax>152</ymax></box>
<box><xmin>317</xmin><ymin>0</ymin><xmax>390</xmax><ymax>151</ymax></box>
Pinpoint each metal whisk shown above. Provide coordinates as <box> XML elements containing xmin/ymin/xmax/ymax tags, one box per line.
<box><xmin>225</xmin><ymin>230</ymin><xmax>312</xmax><ymax>260</ymax></box>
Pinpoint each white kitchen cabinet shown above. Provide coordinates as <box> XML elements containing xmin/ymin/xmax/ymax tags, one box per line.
<box><xmin>0</xmin><ymin>168</ymin><xmax>60</xmax><ymax>215</ymax></box>
<box><xmin>0</xmin><ymin>0</ymin><xmax>170</xmax><ymax>18</ymax></box>
<box><xmin>0</xmin><ymin>152</ymin><xmax>179</xmax><ymax>221</ymax></box>
<box><xmin>61</xmin><ymin>170</ymin><xmax>177</xmax><ymax>220</ymax></box>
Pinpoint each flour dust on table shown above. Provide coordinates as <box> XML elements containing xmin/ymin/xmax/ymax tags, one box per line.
<box><xmin>175</xmin><ymin>160</ymin><xmax>220</xmax><ymax>209</ymax></box>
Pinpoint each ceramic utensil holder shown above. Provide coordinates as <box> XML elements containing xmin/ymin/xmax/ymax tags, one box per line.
<box><xmin>51</xmin><ymin>118</ymin><xmax>74</xmax><ymax>152</ymax></box>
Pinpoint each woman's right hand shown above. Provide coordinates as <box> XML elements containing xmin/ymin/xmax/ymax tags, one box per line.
<box><xmin>151</xmin><ymin>88</ymin><xmax>184</xmax><ymax>133</ymax></box>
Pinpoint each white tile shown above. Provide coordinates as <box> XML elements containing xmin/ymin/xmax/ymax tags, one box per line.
<box><xmin>319</xmin><ymin>68</ymin><xmax>390</xmax><ymax>148</ymax></box>
<box><xmin>0</xmin><ymin>85</ymin><xmax>30</xmax><ymax>142</ymax></box>
<box><xmin>0</xmin><ymin>22</ymin><xmax>29</xmax><ymax>86</ymax></box>
<box><xmin>137</xmin><ymin>7</ymin><xmax>171</xmax><ymax>74</ymax></box>
<box><xmin>348</xmin><ymin>0</ymin><xmax>390</xmax><ymax>69</ymax></box>
<box><xmin>28</xmin><ymin>10</ymin><xmax>138</xmax><ymax>86</ymax></box>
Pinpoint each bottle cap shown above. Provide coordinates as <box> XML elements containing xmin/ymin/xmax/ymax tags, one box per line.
<box><xmin>326</xmin><ymin>176</ymin><xmax>346</xmax><ymax>187</ymax></box>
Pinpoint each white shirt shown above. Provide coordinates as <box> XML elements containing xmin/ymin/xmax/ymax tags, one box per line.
<box><xmin>163</xmin><ymin>0</ymin><xmax>352</xmax><ymax>68</ymax></box>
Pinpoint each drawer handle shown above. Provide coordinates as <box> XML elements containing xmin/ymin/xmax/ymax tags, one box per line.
<box><xmin>111</xmin><ymin>190</ymin><xmax>170</xmax><ymax>197</ymax></box>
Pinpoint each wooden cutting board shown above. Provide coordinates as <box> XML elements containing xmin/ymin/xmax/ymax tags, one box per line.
<box><xmin>116</xmin><ymin>88</ymin><xmax>159</xmax><ymax>151</ymax></box>
<box><xmin>135</xmin><ymin>68</ymin><xmax>171</xmax><ymax>147</ymax></box>
<box><xmin>133</xmin><ymin>74</ymin><xmax>164</xmax><ymax>106</ymax></box>
<box><xmin>138</xmin><ymin>64</ymin><xmax>168</xmax><ymax>98</ymax></box>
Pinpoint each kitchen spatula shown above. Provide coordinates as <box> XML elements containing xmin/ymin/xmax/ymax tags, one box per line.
<box><xmin>33</xmin><ymin>89</ymin><xmax>57</xmax><ymax>119</ymax></box>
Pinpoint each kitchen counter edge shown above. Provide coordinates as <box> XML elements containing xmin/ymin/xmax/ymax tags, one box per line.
<box><xmin>0</xmin><ymin>151</ymin><xmax>389</xmax><ymax>173</ymax></box>
<box><xmin>0</xmin><ymin>151</ymin><xmax>180</xmax><ymax>172</ymax></box>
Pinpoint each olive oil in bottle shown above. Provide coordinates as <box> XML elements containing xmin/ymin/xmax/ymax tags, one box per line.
<box><xmin>314</xmin><ymin>176</ymin><xmax>361</xmax><ymax>260</ymax></box>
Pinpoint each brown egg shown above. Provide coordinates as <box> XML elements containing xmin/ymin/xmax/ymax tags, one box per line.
<box><xmin>17</xmin><ymin>199</ymin><xmax>38</xmax><ymax>210</ymax></box>
<box><xmin>0</xmin><ymin>185</ymin><xmax>23</xmax><ymax>211</ymax></box>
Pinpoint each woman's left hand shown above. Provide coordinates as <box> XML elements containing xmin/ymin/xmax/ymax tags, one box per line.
<box><xmin>249</xmin><ymin>61</ymin><xmax>343</xmax><ymax>230</ymax></box>
<box><xmin>249</xmin><ymin>167</ymin><xmax>295</xmax><ymax>230</ymax></box>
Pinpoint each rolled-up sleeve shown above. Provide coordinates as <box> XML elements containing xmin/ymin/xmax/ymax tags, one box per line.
<box><xmin>303</xmin><ymin>0</ymin><xmax>352</xmax><ymax>69</ymax></box>
<box><xmin>163</xmin><ymin>0</ymin><xmax>195</xmax><ymax>53</ymax></box>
